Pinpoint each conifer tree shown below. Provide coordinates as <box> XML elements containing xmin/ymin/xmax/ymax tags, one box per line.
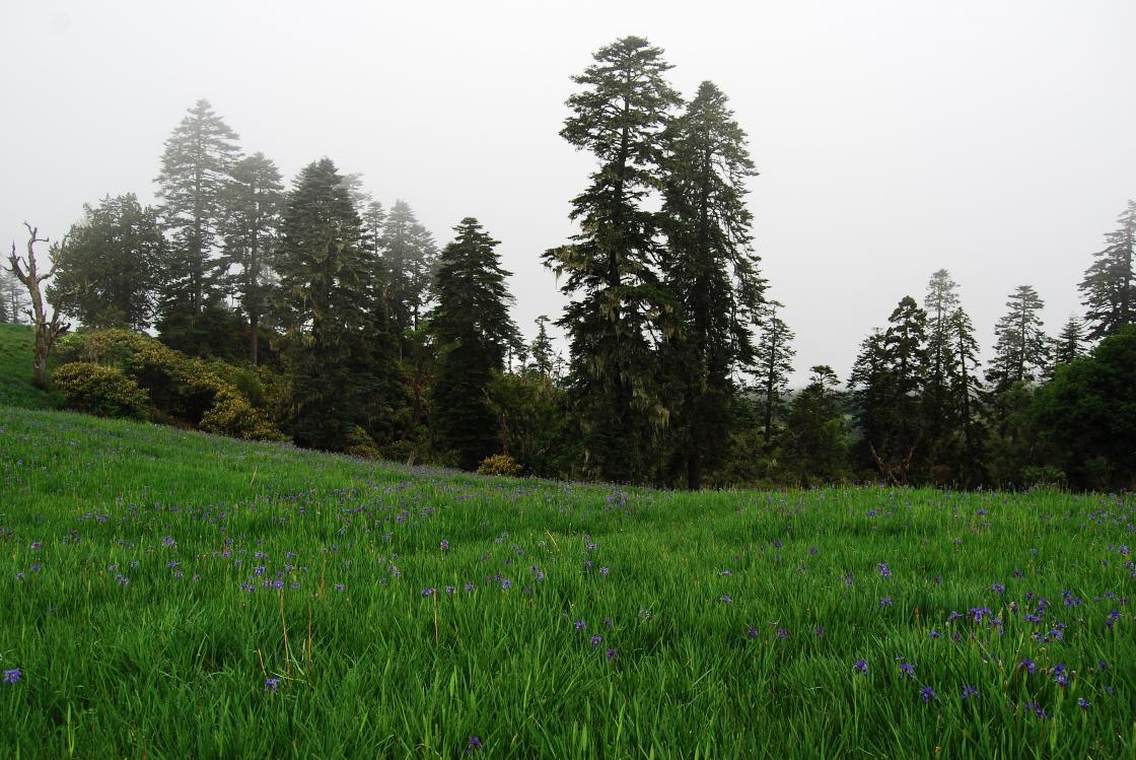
<box><xmin>660</xmin><ymin>80</ymin><xmax>765</xmax><ymax>487</ymax></box>
<box><xmin>542</xmin><ymin>35</ymin><xmax>681</xmax><ymax>483</ymax></box>
<box><xmin>381</xmin><ymin>200</ymin><xmax>438</xmax><ymax>347</ymax></box>
<box><xmin>154</xmin><ymin>99</ymin><xmax>240</xmax><ymax>339</ymax></box>
<box><xmin>850</xmin><ymin>297</ymin><xmax>928</xmax><ymax>483</ymax></box>
<box><xmin>987</xmin><ymin>285</ymin><xmax>1048</xmax><ymax>387</ymax></box>
<box><xmin>275</xmin><ymin>158</ymin><xmax>402</xmax><ymax>451</ymax></box>
<box><xmin>1079</xmin><ymin>200</ymin><xmax>1135</xmax><ymax>340</ymax></box>
<box><xmin>783</xmin><ymin>365</ymin><xmax>848</xmax><ymax>486</ymax></box>
<box><xmin>921</xmin><ymin>270</ymin><xmax>959</xmax><ymax>445</ymax></box>
<box><xmin>947</xmin><ymin>306</ymin><xmax>986</xmax><ymax>485</ymax></box>
<box><xmin>220</xmin><ymin>152</ymin><xmax>283</xmax><ymax>364</ymax></box>
<box><xmin>430</xmin><ymin>218</ymin><xmax>519</xmax><ymax>469</ymax></box>
<box><xmin>49</xmin><ymin>194</ymin><xmax>164</xmax><ymax>330</ymax></box>
<box><xmin>751</xmin><ymin>301</ymin><xmax>795</xmax><ymax>448</ymax></box>
<box><xmin>1052</xmin><ymin>315</ymin><xmax>1087</xmax><ymax>368</ymax></box>
<box><xmin>530</xmin><ymin>315</ymin><xmax>555</xmax><ymax>377</ymax></box>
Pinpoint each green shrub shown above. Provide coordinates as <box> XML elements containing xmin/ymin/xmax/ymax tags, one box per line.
<box><xmin>53</xmin><ymin>362</ymin><xmax>150</xmax><ymax>419</ymax></box>
<box><xmin>55</xmin><ymin>329</ymin><xmax>284</xmax><ymax>441</ymax></box>
<box><xmin>477</xmin><ymin>453</ymin><xmax>522</xmax><ymax>477</ymax></box>
<box><xmin>344</xmin><ymin>426</ymin><xmax>383</xmax><ymax>459</ymax></box>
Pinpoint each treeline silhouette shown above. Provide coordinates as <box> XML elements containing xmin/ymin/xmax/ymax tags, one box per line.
<box><xmin>4</xmin><ymin>36</ymin><xmax>1133</xmax><ymax>490</ymax></box>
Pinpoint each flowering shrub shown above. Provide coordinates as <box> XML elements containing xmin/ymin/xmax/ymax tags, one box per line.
<box><xmin>56</xmin><ymin>329</ymin><xmax>282</xmax><ymax>440</ymax></box>
<box><xmin>53</xmin><ymin>362</ymin><xmax>150</xmax><ymax>419</ymax></box>
<box><xmin>477</xmin><ymin>453</ymin><xmax>522</xmax><ymax>477</ymax></box>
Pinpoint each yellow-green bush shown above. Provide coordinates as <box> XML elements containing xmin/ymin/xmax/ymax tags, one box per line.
<box><xmin>344</xmin><ymin>426</ymin><xmax>383</xmax><ymax>459</ymax></box>
<box><xmin>55</xmin><ymin>329</ymin><xmax>284</xmax><ymax>441</ymax></box>
<box><xmin>477</xmin><ymin>453</ymin><xmax>523</xmax><ymax>477</ymax></box>
<box><xmin>53</xmin><ymin>362</ymin><xmax>151</xmax><ymax>420</ymax></box>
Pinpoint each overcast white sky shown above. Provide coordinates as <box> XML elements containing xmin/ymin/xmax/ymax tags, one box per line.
<box><xmin>4</xmin><ymin>0</ymin><xmax>1135</xmax><ymax>382</ymax></box>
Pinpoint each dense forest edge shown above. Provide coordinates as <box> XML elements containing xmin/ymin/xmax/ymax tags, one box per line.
<box><xmin>2</xmin><ymin>35</ymin><xmax>1133</xmax><ymax>492</ymax></box>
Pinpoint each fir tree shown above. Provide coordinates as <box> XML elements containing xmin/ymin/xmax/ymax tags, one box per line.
<box><xmin>987</xmin><ymin>285</ymin><xmax>1048</xmax><ymax>387</ymax></box>
<box><xmin>660</xmin><ymin>80</ymin><xmax>764</xmax><ymax>487</ymax></box>
<box><xmin>850</xmin><ymin>297</ymin><xmax>928</xmax><ymax>483</ymax></box>
<box><xmin>220</xmin><ymin>152</ymin><xmax>283</xmax><ymax>364</ymax></box>
<box><xmin>947</xmin><ymin>306</ymin><xmax>986</xmax><ymax>486</ymax></box>
<box><xmin>751</xmin><ymin>301</ymin><xmax>795</xmax><ymax>448</ymax></box>
<box><xmin>1079</xmin><ymin>200</ymin><xmax>1135</xmax><ymax>340</ymax></box>
<box><xmin>154</xmin><ymin>99</ymin><xmax>240</xmax><ymax>337</ymax></box>
<box><xmin>430</xmin><ymin>218</ymin><xmax>519</xmax><ymax>469</ymax></box>
<box><xmin>542</xmin><ymin>35</ymin><xmax>681</xmax><ymax>483</ymax></box>
<box><xmin>921</xmin><ymin>269</ymin><xmax>959</xmax><ymax>447</ymax></box>
<box><xmin>1052</xmin><ymin>315</ymin><xmax>1087</xmax><ymax>368</ymax></box>
<box><xmin>381</xmin><ymin>200</ymin><xmax>438</xmax><ymax>348</ymax></box>
<box><xmin>530</xmin><ymin>315</ymin><xmax>555</xmax><ymax>377</ymax></box>
<box><xmin>782</xmin><ymin>365</ymin><xmax>848</xmax><ymax>486</ymax></box>
<box><xmin>275</xmin><ymin>158</ymin><xmax>402</xmax><ymax>451</ymax></box>
<box><xmin>48</xmin><ymin>194</ymin><xmax>163</xmax><ymax>330</ymax></box>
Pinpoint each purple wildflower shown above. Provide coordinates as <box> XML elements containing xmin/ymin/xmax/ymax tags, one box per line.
<box><xmin>440</xmin><ymin>539</ymin><xmax>450</xmax><ymax>551</ymax></box>
<box><xmin>878</xmin><ymin>562</ymin><xmax>891</xmax><ymax>578</ymax></box>
<box><xmin>500</xmin><ymin>579</ymin><xmax>512</xmax><ymax>590</ymax></box>
<box><xmin>814</xmin><ymin>625</ymin><xmax>826</xmax><ymax>637</ymax></box>
<box><xmin>775</xmin><ymin>628</ymin><xmax>790</xmax><ymax>640</ymax></box>
<box><xmin>464</xmin><ymin>581</ymin><xmax>475</xmax><ymax>592</ymax></box>
<box><xmin>879</xmin><ymin>596</ymin><xmax>893</xmax><ymax>607</ymax></box>
<box><xmin>421</xmin><ymin>587</ymin><xmax>435</xmax><ymax>597</ymax></box>
<box><xmin>162</xmin><ymin>536</ymin><xmax>176</xmax><ymax>547</ymax></box>
<box><xmin>721</xmin><ymin>593</ymin><xmax>733</xmax><ymax>604</ymax></box>
<box><xmin>919</xmin><ymin>686</ymin><xmax>936</xmax><ymax>703</ymax></box>
<box><xmin>264</xmin><ymin>677</ymin><xmax>280</xmax><ymax>692</ymax></box>
<box><xmin>746</xmin><ymin>625</ymin><xmax>759</xmax><ymax>639</ymax></box>
<box><xmin>1020</xmin><ymin>658</ymin><xmax>1036</xmax><ymax>675</ymax></box>
<box><xmin>605</xmin><ymin>648</ymin><xmax>618</xmax><ymax>661</ymax></box>
<box><xmin>590</xmin><ymin>634</ymin><xmax>603</xmax><ymax>647</ymax></box>
<box><xmin>928</xmin><ymin>629</ymin><xmax>941</xmax><ymax>639</ymax></box>
<box><xmin>2</xmin><ymin>668</ymin><xmax>21</xmax><ymax>684</ymax></box>
<box><xmin>574</xmin><ymin>619</ymin><xmax>587</xmax><ymax>631</ymax></box>
<box><xmin>445</xmin><ymin>585</ymin><xmax>456</xmax><ymax>595</ymax></box>
<box><xmin>599</xmin><ymin>566</ymin><xmax>609</xmax><ymax>577</ymax></box>
<box><xmin>992</xmin><ymin>582</ymin><xmax>1006</xmax><ymax>595</ymax></box>
<box><xmin>854</xmin><ymin>659</ymin><xmax>869</xmax><ymax>674</ymax></box>
<box><xmin>467</xmin><ymin>735</ymin><xmax>483</xmax><ymax>753</ymax></box>
<box><xmin>898</xmin><ymin>661</ymin><xmax>916</xmax><ymax>678</ymax></box>
<box><xmin>961</xmin><ymin>685</ymin><xmax>978</xmax><ymax>700</ymax></box>
<box><xmin>1078</xmin><ymin>697</ymin><xmax>1091</xmax><ymax>710</ymax></box>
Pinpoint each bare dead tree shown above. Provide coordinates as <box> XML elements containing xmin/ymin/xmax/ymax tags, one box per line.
<box><xmin>6</xmin><ymin>223</ymin><xmax>70</xmax><ymax>387</ymax></box>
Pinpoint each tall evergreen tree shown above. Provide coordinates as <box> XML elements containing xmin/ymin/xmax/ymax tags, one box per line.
<box><xmin>530</xmin><ymin>315</ymin><xmax>555</xmax><ymax>377</ymax></box>
<box><xmin>220</xmin><ymin>152</ymin><xmax>283</xmax><ymax>364</ymax></box>
<box><xmin>782</xmin><ymin>365</ymin><xmax>849</xmax><ymax>486</ymax></box>
<box><xmin>430</xmin><ymin>218</ymin><xmax>519</xmax><ymax>469</ymax></box>
<box><xmin>946</xmin><ymin>306</ymin><xmax>986</xmax><ymax>486</ymax></box>
<box><xmin>542</xmin><ymin>35</ymin><xmax>681</xmax><ymax>483</ymax></box>
<box><xmin>921</xmin><ymin>270</ymin><xmax>960</xmax><ymax>444</ymax></box>
<box><xmin>660</xmin><ymin>80</ymin><xmax>765</xmax><ymax>488</ymax></box>
<box><xmin>850</xmin><ymin>297</ymin><xmax>928</xmax><ymax>483</ymax></box>
<box><xmin>987</xmin><ymin>285</ymin><xmax>1048</xmax><ymax>387</ymax></box>
<box><xmin>1052</xmin><ymin>315</ymin><xmax>1087</xmax><ymax>368</ymax></box>
<box><xmin>1079</xmin><ymin>200</ymin><xmax>1135</xmax><ymax>340</ymax></box>
<box><xmin>751</xmin><ymin>301</ymin><xmax>795</xmax><ymax>448</ymax></box>
<box><xmin>154</xmin><ymin>99</ymin><xmax>240</xmax><ymax>338</ymax></box>
<box><xmin>380</xmin><ymin>200</ymin><xmax>438</xmax><ymax>347</ymax></box>
<box><xmin>275</xmin><ymin>158</ymin><xmax>402</xmax><ymax>451</ymax></box>
<box><xmin>0</xmin><ymin>268</ymin><xmax>27</xmax><ymax>323</ymax></box>
<box><xmin>48</xmin><ymin>194</ymin><xmax>163</xmax><ymax>330</ymax></box>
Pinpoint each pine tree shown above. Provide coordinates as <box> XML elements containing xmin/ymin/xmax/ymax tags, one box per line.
<box><xmin>154</xmin><ymin>100</ymin><xmax>241</xmax><ymax>337</ymax></box>
<box><xmin>987</xmin><ymin>285</ymin><xmax>1048</xmax><ymax>387</ymax></box>
<box><xmin>0</xmin><ymin>268</ymin><xmax>27</xmax><ymax>323</ymax></box>
<box><xmin>381</xmin><ymin>200</ymin><xmax>438</xmax><ymax>348</ymax></box>
<box><xmin>530</xmin><ymin>315</ymin><xmax>555</xmax><ymax>377</ymax></box>
<box><xmin>921</xmin><ymin>270</ymin><xmax>959</xmax><ymax>446</ymax></box>
<box><xmin>947</xmin><ymin>307</ymin><xmax>986</xmax><ymax>486</ymax></box>
<box><xmin>430</xmin><ymin>218</ymin><xmax>519</xmax><ymax>469</ymax></box>
<box><xmin>751</xmin><ymin>301</ymin><xmax>795</xmax><ymax>448</ymax></box>
<box><xmin>782</xmin><ymin>365</ymin><xmax>848</xmax><ymax>486</ymax></box>
<box><xmin>220</xmin><ymin>152</ymin><xmax>283</xmax><ymax>364</ymax></box>
<box><xmin>1080</xmin><ymin>200</ymin><xmax>1135</xmax><ymax>340</ymax></box>
<box><xmin>1052</xmin><ymin>315</ymin><xmax>1087</xmax><ymax>368</ymax></box>
<box><xmin>275</xmin><ymin>158</ymin><xmax>402</xmax><ymax>451</ymax></box>
<box><xmin>849</xmin><ymin>296</ymin><xmax>928</xmax><ymax>483</ymax></box>
<box><xmin>542</xmin><ymin>36</ymin><xmax>681</xmax><ymax>483</ymax></box>
<box><xmin>660</xmin><ymin>80</ymin><xmax>765</xmax><ymax>488</ymax></box>
<box><xmin>48</xmin><ymin>194</ymin><xmax>164</xmax><ymax>330</ymax></box>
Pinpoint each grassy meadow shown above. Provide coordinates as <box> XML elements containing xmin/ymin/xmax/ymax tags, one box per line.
<box><xmin>0</xmin><ymin>325</ymin><xmax>1133</xmax><ymax>757</ymax></box>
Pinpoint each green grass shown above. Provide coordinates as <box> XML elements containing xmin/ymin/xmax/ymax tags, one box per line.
<box><xmin>0</xmin><ymin>406</ymin><xmax>1133</xmax><ymax>758</ymax></box>
<box><xmin>0</xmin><ymin>326</ymin><xmax>1133</xmax><ymax>757</ymax></box>
<box><xmin>0</xmin><ymin>324</ymin><xmax>58</xmax><ymax>410</ymax></box>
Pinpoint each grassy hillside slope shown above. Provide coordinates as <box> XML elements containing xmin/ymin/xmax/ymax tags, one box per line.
<box><xmin>1</xmin><ymin>400</ymin><xmax>1134</xmax><ymax>757</ymax></box>
<box><xmin>0</xmin><ymin>324</ymin><xmax>57</xmax><ymax>410</ymax></box>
